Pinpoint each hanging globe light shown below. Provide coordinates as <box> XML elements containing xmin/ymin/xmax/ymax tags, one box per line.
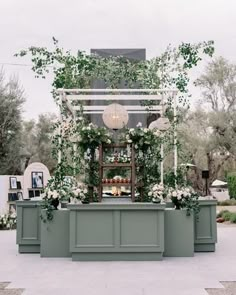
<box><xmin>148</xmin><ymin>117</ymin><xmax>171</xmax><ymax>131</ymax></box>
<box><xmin>102</xmin><ymin>103</ymin><xmax>129</xmax><ymax>130</ymax></box>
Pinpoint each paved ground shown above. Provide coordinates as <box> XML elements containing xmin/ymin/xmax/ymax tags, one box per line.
<box><xmin>0</xmin><ymin>225</ymin><xmax>236</xmax><ymax>295</ymax></box>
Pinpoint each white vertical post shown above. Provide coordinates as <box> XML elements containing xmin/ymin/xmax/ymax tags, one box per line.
<box><xmin>173</xmin><ymin>92</ymin><xmax>177</xmax><ymax>179</ymax></box>
<box><xmin>73</xmin><ymin>110</ymin><xmax>77</xmax><ymax>176</ymax></box>
<box><xmin>160</xmin><ymin>143</ymin><xmax>164</xmax><ymax>184</ymax></box>
<box><xmin>58</xmin><ymin>92</ymin><xmax>63</xmax><ymax>165</ymax></box>
<box><xmin>160</xmin><ymin>91</ymin><xmax>164</xmax><ymax>184</ymax></box>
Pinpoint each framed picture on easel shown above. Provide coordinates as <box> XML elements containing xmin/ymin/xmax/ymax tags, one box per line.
<box><xmin>31</xmin><ymin>172</ymin><xmax>44</xmax><ymax>188</ymax></box>
<box><xmin>9</xmin><ymin>177</ymin><xmax>17</xmax><ymax>189</ymax></box>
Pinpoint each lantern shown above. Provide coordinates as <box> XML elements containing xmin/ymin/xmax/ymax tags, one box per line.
<box><xmin>102</xmin><ymin>103</ymin><xmax>129</xmax><ymax>130</ymax></box>
<box><xmin>148</xmin><ymin>117</ymin><xmax>171</xmax><ymax>131</ymax></box>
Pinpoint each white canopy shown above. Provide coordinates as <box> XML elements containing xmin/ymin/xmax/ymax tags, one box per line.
<box><xmin>211</xmin><ymin>179</ymin><xmax>227</xmax><ymax>187</ymax></box>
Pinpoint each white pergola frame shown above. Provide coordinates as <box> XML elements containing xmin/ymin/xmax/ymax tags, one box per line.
<box><xmin>56</xmin><ymin>88</ymin><xmax>178</xmax><ymax>184</ymax></box>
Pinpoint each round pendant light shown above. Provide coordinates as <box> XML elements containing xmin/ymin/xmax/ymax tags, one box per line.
<box><xmin>102</xmin><ymin>103</ymin><xmax>129</xmax><ymax>130</ymax></box>
<box><xmin>148</xmin><ymin>117</ymin><xmax>171</xmax><ymax>131</ymax></box>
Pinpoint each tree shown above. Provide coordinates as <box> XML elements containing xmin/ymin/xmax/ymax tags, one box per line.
<box><xmin>0</xmin><ymin>71</ymin><xmax>25</xmax><ymax>174</ymax></box>
<box><xmin>22</xmin><ymin>113</ymin><xmax>57</xmax><ymax>173</ymax></box>
<box><xmin>178</xmin><ymin>58</ymin><xmax>236</xmax><ymax>191</ymax></box>
<box><xmin>195</xmin><ymin>57</ymin><xmax>236</xmax><ymax>111</ymax></box>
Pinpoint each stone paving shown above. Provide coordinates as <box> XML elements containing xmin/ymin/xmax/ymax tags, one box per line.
<box><xmin>0</xmin><ymin>282</ymin><xmax>24</xmax><ymax>295</ymax></box>
<box><xmin>0</xmin><ymin>225</ymin><xmax>236</xmax><ymax>295</ymax></box>
<box><xmin>206</xmin><ymin>281</ymin><xmax>236</xmax><ymax>295</ymax></box>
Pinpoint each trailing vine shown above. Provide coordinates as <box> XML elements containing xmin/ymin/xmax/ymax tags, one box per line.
<box><xmin>15</xmin><ymin>38</ymin><xmax>214</xmax><ymax>218</ymax></box>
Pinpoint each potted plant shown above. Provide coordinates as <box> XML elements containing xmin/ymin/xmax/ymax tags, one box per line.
<box><xmin>166</xmin><ymin>186</ymin><xmax>200</xmax><ymax>217</ymax></box>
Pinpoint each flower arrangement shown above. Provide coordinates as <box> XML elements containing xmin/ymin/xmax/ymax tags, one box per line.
<box><xmin>0</xmin><ymin>212</ymin><xmax>17</xmax><ymax>230</ymax></box>
<box><xmin>148</xmin><ymin>183</ymin><xmax>166</xmax><ymax>203</ymax></box>
<box><xmin>167</xmin><ymin>186</ymin><xmax>200</xmax><ymax>217</ymax></box>
<box><xmin>122</xmin><ymin>123</ymin><xmax>162</xmax><ymax>201</ymax></box>
<box><xmin>40</xmin><ymin>176</ymin><xmax>76</xmax><ymax>222</ymax></box>
<box><xmin>106</xmin><ymin>152</ymin><xmax>131</xmax><ymax>164</ymax></box>
<box><xmin>78</xmin><ymin>122</ymin><xmax>112</xmax><ymax>151</ymax></box>
<box><xmin>72</xmin><ymin>184</ymin><xmax>89</xmax><ymax>203</ymax></box>
<box><xmin>124</xmin><ymin>124</ymin><xmax>160</xmax><ymax>150</ymax></box>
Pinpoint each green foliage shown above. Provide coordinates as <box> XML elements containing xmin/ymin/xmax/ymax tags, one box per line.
<box><xmin>14</xmin><ymin>38</ymin><xmax>216</xmax><ymax>208</ymax></box>
<box><xmin>195</xmin><ymin>57</ymin><xmax>236</xmax><ymax>112</ymax></box>
<box><xmin>222</xmin><ymin>211</ymin><xmax>232</xmax><ymax>221</ymax></box>
<box><xmin>167</xmin><ymin>186</ymin><xmax>200</xmax><ymax>218</ymax></box>
<box><xmin>78</xmin><ymin>123</ymin><xmax>112</xmax><ymax>152</ymax></box>
<box><xmin>0</xmin><ymin>72</ymin><xmax>25</xmax><ymax>174</ymax></box>
<box><xmin>217</xmin><ymin>199</ymin><xmax>236</xmax><ymax>206</ymax></box>
<box><xmin>217</xmin><ymin>210</ymin><xmax>236</xmax><ymax>223</ymax></box>
<box><xmin>22</xmin><ymin>114</ymin><xmax>57</xmax><ymax>173</ymax></box>
<box><xmin>217</xmin><ymin>210</ymin><xmax>230</xmax><ymax>218</ymax></box>
<box><xmin>0</xmin><ymin>213</ymin><xmax>17</xmax><ymax>230</ymax></box>
<box><xmin>15</xmin><ymin>38</ymin><xmax>215</xmax><ymax>110</ymax></box>
<box><xmin>163</xmin><ymin>168</ymin><xmax>186</xmax><ymax>188</ymax></box>
<box><xmin>227</xmin><ymin>173</ymin><xmax>236</xmax><ymax>199</ymax></box>
<box><xmin>123</xmin><ymin>127</ymin><xmax>162</xmax><ymax>198</ymax></box>
<box><xmin>230</xmin><ymin>213</ymin><xmax>236</xmax><ymax>223</ymax></box>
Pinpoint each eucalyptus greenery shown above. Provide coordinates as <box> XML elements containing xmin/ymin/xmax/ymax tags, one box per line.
<box><xmin>15</xmin><ymin>38</ymin><xmax>214</xmax><ymax>105</ymax></box>
<box><xmin>15</xmin><ymin>38</ymin><xmax>214</xmax><ymax>219</ymax></box>
<box><xmin>123</xmin><ymin>126</ymin><xmax>162</xmax><ymax>200</ymax></box>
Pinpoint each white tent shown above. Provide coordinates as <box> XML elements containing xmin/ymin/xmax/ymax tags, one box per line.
<box><xmin>211</xmin><ymin>179</ymin><xmax>227</xmax><ymax>187</ymax></box>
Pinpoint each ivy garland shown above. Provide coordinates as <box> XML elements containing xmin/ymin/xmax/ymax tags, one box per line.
<box><xmin>15</xmin><ymin>38</ymin><xmax>214</xmax><ymax>220</ymax></box>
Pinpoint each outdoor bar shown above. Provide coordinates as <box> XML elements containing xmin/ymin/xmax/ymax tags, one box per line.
<box><xmin>16</xmin><ymin>89</ymin><xmax>217</xmax><ymax>261</ymax></box>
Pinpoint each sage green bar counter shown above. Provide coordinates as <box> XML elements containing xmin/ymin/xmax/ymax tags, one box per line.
<box><xmin>194</xmin><ymin>200</ymin><xmax>217</xmax><ymax>252</ymax></box>
<box><xmin>68</xmin><ymin>203</ymin><xmax>165</xmax><ymax>261</ymax></box>
<box><xmin>164</xmin><ymin>209</ymin><xmax>194</xmax><ymax>257</ymax></box>
<box><xmin>16</xmin><ymin>201</ymin><xmax>41</xmax><ymax>253</ymax></box>
<box><xmin>41</xmin><ymin>210</ymin><xmax>70</xmax><ymax>257</ymax></box>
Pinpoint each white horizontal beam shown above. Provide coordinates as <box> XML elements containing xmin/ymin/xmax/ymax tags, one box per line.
<box><xmin>82</xmin><ymin>110</ymin><xmax>161</xmax><ymax>114</ymax></box>
<box><xmin>74</xmin><ymin>105</ymin><xmax>162</xmax><ymax>111</ymax></box>
<box><xmin>58</xmin><ymin>88</ymin><xmax>178</xmax><ymax>93</ymax></box>
<box><xmin>67</xmin><ymin>95</ymin><xmax>163</xmax><ymax>101</ymax></box>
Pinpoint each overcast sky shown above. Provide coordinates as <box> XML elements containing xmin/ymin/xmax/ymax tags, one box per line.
<box><xmin>1</xmin><ymin>0</ymin><xmax>236</xmax><ymax>120</ymax></box>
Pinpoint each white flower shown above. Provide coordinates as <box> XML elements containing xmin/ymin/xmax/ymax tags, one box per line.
<box><xmin>144</xmin><ymin>128</ymin><xmax>148</xmax><ymax>133</ymax></box>
<box><xmin>11</xmin><ymin>212</ymin><xmax>17</xmax><ymax>218</ymax></box>
<box><xmin>75</xmin><ymin>188</ymin><xmax>81</xmax><ymax>194</ymax></box>
<box><xmin>148</xmin><ymin>192</ymin><xmax>152</xmax><ymax>197</ymax></box>
<box><xmin>127</xmin><ymin>139</ymin><xmax>132</xmax><ymax>143</ymax></box>
<box><xmin>183</xmin><ymin>191</ymin><xmax>189</xmax><ymax>197</ymax></box>
<box><xmin>137</xmin><ymin>122</ymin><xmax>142</xmax><ymax>127</ymax></box>
<box><xmin>172</xmin><ymin>191</ymin><xmax>177</xmax><ymax>197</ymax></box>
<box><xmin>107</xmin><ymin>139</ymin><xmax>111</xmax><ymax>144</ymax></box>
<box><xmin>154</xmin><ymin>130</ymin><xmax>161</xmax><ymax>137</ymax></box>
<box><xmin>52</xmin><ymin>190</ymin><xmax>59</xmax><ymax>199</ymax></box>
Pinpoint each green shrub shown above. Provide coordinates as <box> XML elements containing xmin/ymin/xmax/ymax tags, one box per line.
<box><xmin>222</xmin><ymin>211</ymin><xmax>232</xmax><ymax>221</ymax></box>
<box><xmin>217</xmin><ymin>210</ymin><xmax>230</xmax><ymax>218</ymax></box>
<box><xmin>227</xmin><ymin>173</ymin><xmax>236</xmax><ymax>199</ymax></box>
<box><xmin>230</xmin><ymin>213</ymin><xmax>236</xmax><ymax>223</ymax></box>
<box><xmin>217</xmin><ymin>199</ymin><xmax>236</xmax><ymax>206</ymax></box>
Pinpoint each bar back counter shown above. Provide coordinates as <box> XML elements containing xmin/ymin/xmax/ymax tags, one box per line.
<box><xmin>16</xmin><ymin>200</ymin><xmax>217</xmax><ymax>261</ymax></box>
